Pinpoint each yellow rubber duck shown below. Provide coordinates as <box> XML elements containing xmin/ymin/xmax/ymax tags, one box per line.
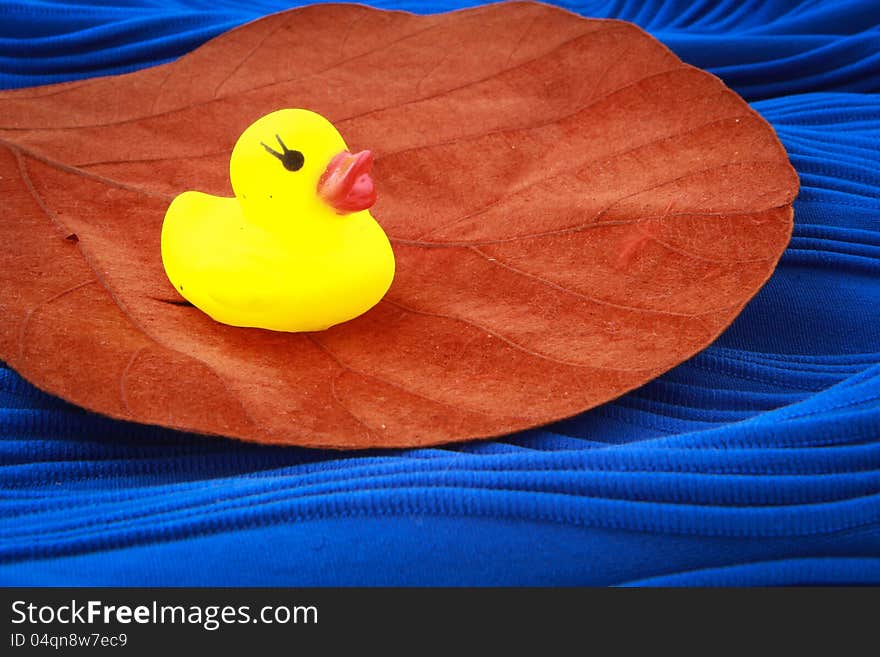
<box><xmin>160</xmin><ymin>108</ymin><xmax>395</xmax><ymax>332</ymax></box>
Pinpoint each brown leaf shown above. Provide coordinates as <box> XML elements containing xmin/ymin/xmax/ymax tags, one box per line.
<box><xmin>0</xmin><ymin>2</ymin><xmax>798</xmax><ymax>448</ymax></box>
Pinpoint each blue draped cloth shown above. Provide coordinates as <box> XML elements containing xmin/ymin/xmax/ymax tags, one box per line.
<box><xmin>1</xmin><ymin>0</ymin><xmax>878</xmax><ymax>586</ymax></box>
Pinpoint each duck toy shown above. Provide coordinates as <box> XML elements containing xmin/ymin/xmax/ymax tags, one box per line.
<box><xmin>160</xmin><ymin>108</ymin><xmax>395</xmax><ymax>332</ymax></box>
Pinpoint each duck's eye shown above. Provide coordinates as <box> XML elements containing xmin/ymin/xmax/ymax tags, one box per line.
<box><xmin>279</xmin><ymin>150</ymin><xmax>304</xmax><ymax>172</ymax></box>
<box><xmin>261</xmin><ymin>134</ymin><xmax>305</xmax><ymax>172</ymax></box>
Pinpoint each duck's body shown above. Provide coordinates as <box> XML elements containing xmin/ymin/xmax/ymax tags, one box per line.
<box><xmin>160</xmin><ymin>109</ymin><xmax>395</xmax><ymax>333</ymax></box>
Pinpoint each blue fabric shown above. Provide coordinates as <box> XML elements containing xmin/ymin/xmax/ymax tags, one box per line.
<box><xmin>1</xmin><ymin>0</ymin><xmax>879</xmax><ymax>586</ymax></box>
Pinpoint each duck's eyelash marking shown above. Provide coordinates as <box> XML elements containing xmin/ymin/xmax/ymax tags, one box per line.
<box><xmin>260</xmin><ymin>134</ymin><xmax>287</xmax><ymax>159</ymax></box>
<box><xmin>261</xmin><ymin>141</ymin><xmax>282</xmax><ymax>159</ymax></box>
<box><xmin>260</xmin><ymin>134</ymin><xmax>305</xmax><ymax>172</ymax></box>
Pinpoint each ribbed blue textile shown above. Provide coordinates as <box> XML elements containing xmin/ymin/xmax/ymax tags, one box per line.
<box><xmin>1</xmin><ymin>0</ymin><xmax>878</xmax><ymax>586</ymax></box>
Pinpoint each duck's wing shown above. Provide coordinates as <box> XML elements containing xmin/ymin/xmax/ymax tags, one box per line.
<box><xmin>201</xmin><ymin>258</ymin><xmax>283</xmax><ymax>317</ymax></box>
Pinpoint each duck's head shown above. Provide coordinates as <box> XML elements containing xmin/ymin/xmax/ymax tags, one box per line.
<box><xmin>229</xmin><ymin>109</ymin><xmax>376</xmax><ymax>227</ymax></box>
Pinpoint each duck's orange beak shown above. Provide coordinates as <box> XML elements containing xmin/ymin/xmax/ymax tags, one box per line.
<box><xmin>317</xmin><ymin>149</ymin><xmax>376</xmax><ymax>214</ymax></box>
